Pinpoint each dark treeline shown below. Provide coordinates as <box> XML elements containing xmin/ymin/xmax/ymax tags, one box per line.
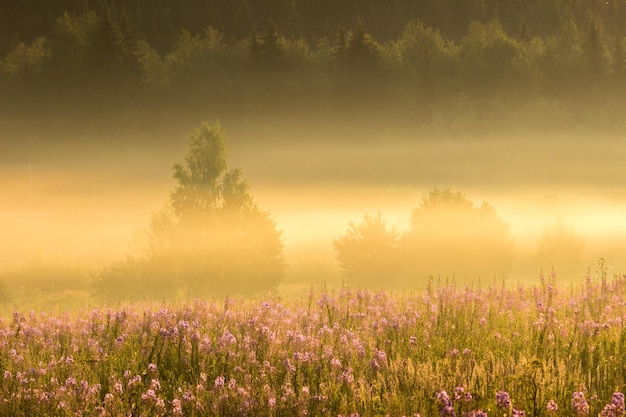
<box><xmin>3</xmin><ymin>0</ymin><xmax>626</xmax><ymax>51</ymax></box>
<box><xmin>3</xmin><ymin>0</ymin><xmax>626</xmax><ymax>139</ymax></box>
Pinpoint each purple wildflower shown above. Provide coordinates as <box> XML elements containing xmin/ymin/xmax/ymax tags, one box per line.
<box><xmin>454</xmin><ymin>386</ymin><xmax>465</xmax><ymax>402</ymax></box>
<box><xmin>65</xmin><ymin>376</ymin><xmax>76</xmax><ymax>387</ymax></box>
<box><xmin>440</xmin><ymin>404</ymin><xmax>456</xmax><ymax>417</ymax></box>
<box><xmin>437</xmin><ymin>391</ymin><xmax>456</xmax><ymax>417</ymax></box>
<box><xmin>600</xmin><ymin>392</ymin><xmax>626</xmax><ymax>417</ymax></box>
<box><xmin>150</xmin><ymin>379</ymin><xmax>161</xmax><ymax>391</ymax></box>
<box><xmin>573</xmin><ymin>391</ymin><xmax>590</xmax><ymax>416</ymax></box>
<box><xmin>156</xmin><ymin>398</ymin><xmax>165</xmax><ymax>409</ymax></box>
<box><xmin>127</xmin><ymin>374</ymin><xmax>142</xmax><ymax>389</ymax></box>
<box><xmin>437</xmin><ymin>390</ymin><xmax>451</xmax><ymax>406</ymax></box>
<box><xmin>613</xmin><ymin>392</ymin><xmax>625</xmax><ymax>410</ymax></box>
<box><xmin>114</xmin><ymin>381</ymin><xmax>123</xmax><ymax>394</ymax></box>
<box><xmin>546</xmin><ymin>399</ymin><xmax>558</xmax><ymax>413</ymax></box>
<box><xmin>465</xmin><ymin>411</ymin><xmax>487</xmax><ymax>417</ymax></box>
<box><xmin>342</xmin><ymin>369</ymin><xmax>354</xmax><ymax>384</ymax></box>
<box><xmin>600</xmin><ymin>404</ymin><xmax>618</xmax><ymax>417</ymax></box>
<box><xmin>496</xmin><ymin>391</ymin><xmax>511</xmax><ymax>409</ymax></box>
<box><xmin>172</xmin><ymin>398</ymin><xmax>183</xmax><ymax>416</ymax></box>
<box><xmin>283</xmin><ymin>358</ymin><xmax>296</xmax><ymax>372</ymax></box>
<box><xmin>182</xmin><ymin>390</ymin><xmax>196</xmax><ymax>402</ymax></box>
<box><xmin>141</xmin><ymin>389</ymin><xmax>157</xmax><ymax>403</ymax></box>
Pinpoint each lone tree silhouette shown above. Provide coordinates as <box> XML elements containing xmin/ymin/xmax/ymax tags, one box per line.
<box><xmin>333</xmin><ymin>212</ymin><xmax>401</xmax><ymax>288</ymax></box>
<box><xmin>95</xmin><ymin>122</ymin><xmax>284</xmax><ymax>300</ymax></box>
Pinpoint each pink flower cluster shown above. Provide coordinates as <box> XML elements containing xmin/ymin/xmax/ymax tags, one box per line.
<box><xmin>0</xmin><ymin>274</ymin><xmax>625</xmax><ymax>415</ymax></box>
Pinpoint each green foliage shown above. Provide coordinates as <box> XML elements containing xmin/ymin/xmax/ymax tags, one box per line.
<box><xmin>583</xmin><ymin>19</ymin><xmax>612</xmax><ymax>80</ymax></box>
<box><xmin>1</xmin><ymin>37</ymin><xmax>50</xmax><ymax>80</ymax></box>
<box><xmin>170</xmin><ymin>123</ymin><xmax>231</xmax><ymax>217</ymax></box>
<box><xmin>249</xmin><ymin>21</ymin><xmax>287</xmax><ymax>70</ymax></box>
<box><xmin>87</xmin><ymin>4</ymin><xmax>122</xmax><ymax>75</ymax></box>
<box><xmin>165</xmin><ymin>27</ymin><xmax>228</xmax><ymax>85</ymax></box>
<box><xmin>343</xmin><ymin>26</ymin><xmax>381</xmax><ymax>73</ymax></box>
<box><xmin>96</xmin><ymin>122</ymin><xmax>285</xmax><ymax>301</ymax></box>
<box><xmin>413</xmin><ymin>188</ymin><xmax>474</xmax><ymax>214</ymax></box>
<box><xmin>168</xmin><ymin>123</ymin><xmax>261</xmax><ymax>223</ymax></box>
<box><xmin>509</xmin><ymin>35</ymin><xmax>547</xmax><ymax>91</ymax></box>
<box><xmin>92</xmin><ymin>257</ymin><xmax>151</xmax><ymax>303</ymax></box>
<box><xmin>49</xmin><ymin>9</ymin><xmax>99</xmax><ymax>84</ymax></box>
<box><xmin>333</xmin><ymin>189</ymin><xmax>514</xmax><ymax>289</ymax></box>
<box><xmin>459</xmin><ymin>20</ymin><xmax>520</xmax><ymax>92</ymax></box>
<box><xmin>393</xmin><ymin>20</ymin><xmax>459</xmax><ymax>86</ymax></box>
<box><xmin>86</xmin><ymin>3</ymin><xmax>142</xmax><ymax>87</ymax></box>
<box><xmin>404</xmin><ymin>188</ymin><xmax>514</xmax><ymax>282</ymax></box>
<box><xmin>543</xmin><ymin>18</ymin><xmax>585</xmax><ymax>91</ymax></box>
<box><xmin>134</xmin><ymin>39</ymin><xmax>168</xmax><ymax>86</ymax></box>
<box><xmin>333</xmin><ymin>212</ymin><xmax>401</xmax><ymax>288</ymax></box>
<box><xmin>3</xmin><ymin>0</ymin><xmax>626</xmax><ymax>132</ymax></box>
<box><xmin>43</xmin><ymin>4</ymin><xmax>140</xmax><ymax>92</ymax></box>
<box><xmin>331</xmin><ymin>25</ymin><xmax>382</xmax><ymax>82</ymax></box>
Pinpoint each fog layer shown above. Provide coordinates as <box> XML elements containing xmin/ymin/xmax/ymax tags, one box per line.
<box><xmin>2</xmin><ymin>128</ymin><xmax>625</xmax><ymax>286</ymax></box>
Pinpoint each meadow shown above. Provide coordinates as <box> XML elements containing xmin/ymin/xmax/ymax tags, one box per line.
<box><xmin>1</xmin><ymin>265</ymin><xmax>625</xmax><ymax>417</ymax></box>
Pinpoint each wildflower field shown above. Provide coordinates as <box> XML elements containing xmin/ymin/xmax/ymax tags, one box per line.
<box><xmin>2</xmin><ymin>271</ymin><xmax>626</xmax><ymax>417</ymax></box>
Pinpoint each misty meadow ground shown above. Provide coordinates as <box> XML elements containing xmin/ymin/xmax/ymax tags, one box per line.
<box><xmin>2</xmin><ymin>274</ymin><xmax>626</xmax><ymax>417</ymax></box>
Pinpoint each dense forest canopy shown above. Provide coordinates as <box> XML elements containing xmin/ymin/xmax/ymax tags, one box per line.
<box><xmin>2</xmin><ymin>0</ymin><xmax>626</xmax><ymax>176</ymax></box>
<box><xmin>2</xmin><ymin>0</ymin><xmax>626</xmax><ymax>127</ymax></box>
<box><xmin>2</xmin><ymin>0</ymin><xmax>625</xmax><ymax>52</ymax></box>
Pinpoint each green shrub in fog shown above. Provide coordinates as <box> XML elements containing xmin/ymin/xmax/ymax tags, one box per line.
<box><xmin>94</xmin><ymin>122</ymin><xmax>284</xmax><ymax>301</ymax></box>
<box><xmin>333</xmin><ymin>212</ymin><xmax>401</xmax><ymax>289</ymax></box>
<box><xmin>534</xmin><ymin>220</ymin><xmax>586</xmax><ymax>281</ymax></box>
<box><xmin>403</xmin><ymin>188</ymin><xmax>514</xmax><ymax>282</ymax></box>
<box><xmin>334</xmin><ymin>189</ymin><xmax>514</xmax><ymax>289</ymax></box>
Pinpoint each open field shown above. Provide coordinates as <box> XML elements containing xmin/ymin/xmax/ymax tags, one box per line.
<box><xmin>5</xmin><ymin>2</ymin><xmax>626</xmax><ymax>416</ymax></box>
<box><xmin>1</xmin><ymin>270</ymin><xmax>626</xmax><ymax>416</ymax></box>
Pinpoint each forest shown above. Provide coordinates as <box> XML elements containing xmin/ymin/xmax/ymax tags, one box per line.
<box><xmin>2</xmin><ymin>0</ymin><xmax>626</xmax><ymax>144</ymax></box>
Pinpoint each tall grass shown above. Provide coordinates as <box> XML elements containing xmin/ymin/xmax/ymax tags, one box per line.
<box><xmin>0</xmin><ymin>270</ymin><xmax>626</xmax><ymax>416</ymax></box>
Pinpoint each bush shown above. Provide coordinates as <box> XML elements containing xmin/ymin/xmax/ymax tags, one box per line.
<box><xmin>95</xmin><ymin>122</ymin><xmax>285</xmax><ymax>301</ymax></box>
<box><xmin>402</xmin><ymin>188</ymin><xmax>514</xmax><ymax>283</ymax></box>
<box><xmin>333</xmin><ymin>212</ymin><xmax>401</xmax><ymax>288</ymax></box>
